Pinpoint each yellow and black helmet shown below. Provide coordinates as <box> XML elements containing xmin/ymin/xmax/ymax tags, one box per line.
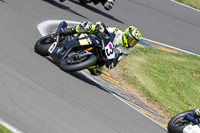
<box><xmin>122</xmin><ymin>26</ymin><xmax>142</xmax><ymax>48</ymax></box>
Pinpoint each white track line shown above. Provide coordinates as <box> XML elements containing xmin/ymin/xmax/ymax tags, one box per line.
<box><xmin>142</xmin><ymin>37</ymin><xmax>200</xmax><ymax>57</ymax></box>
<box><xmin>170</xmin><ymin>0</ymin><xmax>200</xmax><ymax>13</ymax></box>
<box><xmin>37</xmin><ymin>20</ymin><xmax>80</xmax><ymax>37</ymax></box>
<box><xmin>0</xmin><ymin>118</ymin><xmax>23</xmax><ymax>133</ymax></box>
<box><xmin>81</xmin><ymin>71</ymin><xmax>168</xmax><ymax>130</ymax></box>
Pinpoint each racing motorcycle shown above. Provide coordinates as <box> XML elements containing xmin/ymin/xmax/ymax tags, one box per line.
<box><xmin>59</xmin><ymin>0</ymin><xmax>114</xmax><ymax>10</ymax></box>
<box><xmin>34</xmin><ymin>21</ymin><xmax>117</xmax><ymax>73</ymax></box>
<box><xmin>167</xmin><ymin>109</ymin><xmax>200</xmax><ymax>133</ymax></box>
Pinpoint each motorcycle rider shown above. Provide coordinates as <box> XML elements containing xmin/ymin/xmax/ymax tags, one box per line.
<box><xmin>58</xmin><ymin>21</ymin><xmax>142</xmax><ymax>76</ymax></box>
<box><xmin>59</xmin><ymin>0</ymin><xmax>115</xmax><ymax>10</ymax></box>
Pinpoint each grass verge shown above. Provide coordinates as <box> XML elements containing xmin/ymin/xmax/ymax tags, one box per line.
<box><xmin>117</xmin><ymin>46</ymin><xmax>200</xmax><ymax>116</ymax></box>
<box><xmin>0</xmin><ymin>124</ymin><xmax>13</xmax><ymax>133</ymax></box>
<box><xmin>175</xmin><ymin>0</ymin><xmax>200</xmax><ymax>10</ymax></box>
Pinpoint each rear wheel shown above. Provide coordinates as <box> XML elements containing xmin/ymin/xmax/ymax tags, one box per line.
<box><xmin>34</xmin><ymin>35</ymin><xmax>53</xmax><ymax>56</ymax></box>
<box><xmin>60</xmin><ymin>50</ymin><xmax>97</xmax><ymax>72</ymax></box>
<box><xmin>167</xmin><ymin>110</ymin><xmax>195</xmax><ymax>133</ymax></box>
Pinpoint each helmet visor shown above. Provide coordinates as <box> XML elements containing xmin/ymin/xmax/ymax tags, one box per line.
<box><xmin>126</xmin><ymin>31</ymin><xmax>139</xmax><ymax>47</ymax></box>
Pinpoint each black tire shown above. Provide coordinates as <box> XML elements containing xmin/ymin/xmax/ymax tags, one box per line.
<box><xmin>60</xmin><ymin>51</ymin><xmax>97</xmax><ymax>72</ymax></box>
<box><xmin>167</xmin><ymin>110</ymin><xmax>195</xmax><ymax>133</ymax></box>
<box><xmin>34</xmin><ymin>35</ymin><xmax>53</xmax><ymax>56</ymax></box>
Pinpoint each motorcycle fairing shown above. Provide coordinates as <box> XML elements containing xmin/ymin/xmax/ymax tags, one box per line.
<box><xmin>48</xmin><ymin>39</ymin><xmax>83</xmax><ymax>64</ymax></box>
<box><xmin>78</xmin><ymin>33</ymin><xmax>92</xmax><ymax>46</ymax></box>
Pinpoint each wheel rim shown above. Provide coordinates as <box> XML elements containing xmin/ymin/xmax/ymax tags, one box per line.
<box><xmin>63</xmin><ymin>52</ymin><xmax>88</xmax><ymax>65</ymax></box>
<box><xmin>173</xmin><ymin>115</ymin><xmax>190</xmax><ymax>126</ymax></box>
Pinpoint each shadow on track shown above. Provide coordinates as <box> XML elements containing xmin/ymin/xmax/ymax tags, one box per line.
<box><xmin>69</xmin><ymin>72</ymin><xmax>110</xmax><ymax>93</ymax></box>
<box><xmin>42</xmin><ymin>0</ymin><xmax>88</xmax><ymax>19</ymax></box>
<box><xmin>0</xmin><ymin>0</ymin><xmax>5</xmax><ymax>2</ymax></box>
<box><xmin>68</xmin><ymin>0</ymin><xmax>124</xmax><ymax>24</ymax></box>
<box><xmin>44</xmin><ymin>56</ymin><xmax>109</xmax><ymax>93</ymax></box>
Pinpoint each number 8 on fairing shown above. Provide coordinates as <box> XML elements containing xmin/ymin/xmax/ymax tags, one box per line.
<box><xmin>48</xmin><ymin>42</ymin><xmax>57</xmax><ymax>53</ymax></box>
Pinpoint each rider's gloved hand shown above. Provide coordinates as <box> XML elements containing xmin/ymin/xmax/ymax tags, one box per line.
<box><xmin>195</xmin><ymin>109</ymin><xmax>200</xmax><ymax>116</ymax></box>
<box><xmin>79</xmin><ymin>21</ymin><xmax>93</xmax><ymax>32</ymax></box>
<box><xmin>95</xmin><ymin>22</ymin><xmax>105</xmax><ymax>33</ymax></box>
<box><xmin>95</xmin><ymin>21</ymin><xmax>110</xmax><ymax>35</ymax></box>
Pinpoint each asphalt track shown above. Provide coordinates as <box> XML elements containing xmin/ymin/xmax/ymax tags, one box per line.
<box><xmin>0</xmin><ymin>0</ymin><xmax>199</xmax><ymax>133</ymax></box>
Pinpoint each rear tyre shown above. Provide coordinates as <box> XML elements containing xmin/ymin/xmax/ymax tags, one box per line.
<box><xmin>167</xmin><ymin>110</ymin><xmax>195</xmax><ymax>133</ymax></box>
<box><xmin>60</xmin><ymin>51</ymin><xmax>97</xmax><ymax>72</ymax></box>
<box><xmin>34</xmin><ymin>35</ymin><xmax>53</xmax><ymax>56</ymax></box>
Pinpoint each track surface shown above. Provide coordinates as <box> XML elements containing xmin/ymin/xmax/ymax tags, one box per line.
<box><xmin>0</xmin><ymin>0</ymin><xmax>199</xmax><ymax>132</ymax></box>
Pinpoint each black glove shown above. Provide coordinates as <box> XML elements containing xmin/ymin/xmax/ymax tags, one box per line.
<box><xmin>95</xmin><ymin>21</ymin><xmax>110</xmax><ymax>36</ymax></box>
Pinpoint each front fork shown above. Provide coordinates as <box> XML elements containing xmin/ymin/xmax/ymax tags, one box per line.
<box><xmin>75</xmin><ymin>46</ymin><xmax>95</xmax><ymax>59</ymax></box>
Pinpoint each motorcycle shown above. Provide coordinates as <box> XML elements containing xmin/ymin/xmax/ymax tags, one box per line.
<box><xmin>34</xmin><ymin>21</ymin><xmax>118</xmax><ymax>73</ymax></box>
<box><xmin>167</xmin><ymin>109</ymin><xmax>200</xmax><ymax>133</ymax></box>
<box><xmin>80</xmin><ymin>0</ymin><xmax>114</xmax><ymax>10</ymax></box>
<box><xmin>59</xmin><ymin>0</ymin><xmax>114</xmax><ymax>10</ymax></box>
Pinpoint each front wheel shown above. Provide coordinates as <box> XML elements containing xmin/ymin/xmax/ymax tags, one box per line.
<box><xmin>34</xmin><ymin>35</ymin><xmax>53</xmax><ymax>56</ymax></box>
<box><xmin>167</xmin><ymin>110</ymin><xmax>195</xmax><ymax>133</ymax></box>
<box><xmin>60</xmin><ymin>51</ymin><xmax>97</xmax><ymax>72</ymax></box>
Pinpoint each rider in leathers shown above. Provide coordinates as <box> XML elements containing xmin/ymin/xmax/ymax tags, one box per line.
<box><xmin>59</xmin><ymin>21</ymin><xmax>142</xmax><ymax>76</ymax></box>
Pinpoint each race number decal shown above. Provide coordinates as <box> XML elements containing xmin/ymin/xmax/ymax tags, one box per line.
<box><xmin>105</xmin><ymin>42</ymin><xmax>115</xmax><ymax>59</ymax></box>
<box><xmin>48</xmin><ymin>42</ymin><xmax>57</xmax><ymax>53</ymax></box>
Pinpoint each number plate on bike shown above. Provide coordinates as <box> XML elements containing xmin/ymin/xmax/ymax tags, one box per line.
<box><xmin>105</xmin><ymin>42</ymin><xmax>115</xmax><ymax>59</ymax></box>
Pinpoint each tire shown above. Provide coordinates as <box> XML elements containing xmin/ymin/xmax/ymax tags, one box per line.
<box><xmin>167</xmin><ymin>110</ymin><xmax>195</xmax><ymax>133</ymax></box>
<box><xmin>34</xmin><ymin>35</ymin><xmax>53</xmax><ymax>56</ymax></box>
<box><xmin>60</xmin><ymin>51</ymin><xmax>97</xmax><ymax>72</ymax></box>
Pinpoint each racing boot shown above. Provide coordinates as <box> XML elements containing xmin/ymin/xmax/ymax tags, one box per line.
<box><xmin>88</xmin><ymin>65</ymin><xmax>103</xmax><ymax>76</ymax></box>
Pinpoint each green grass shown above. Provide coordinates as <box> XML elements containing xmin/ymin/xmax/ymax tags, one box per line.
<box><xmin>118</xmin><ymin>47</ymin><xmax>200</xmax><ymax>116</ymax></box>
<box><xmin>175</xmin><ymin>0</ymin><xmax>200</xmax><ymax>10</ymax></box>
<box><xmin>0</xmin><ymin>125</ymin><xmax>13</xmax><ymax>133</ymax></box>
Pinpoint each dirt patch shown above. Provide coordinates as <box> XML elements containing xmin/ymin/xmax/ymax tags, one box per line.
<box><xmin>105</xmin><ymin>43</ymin><xmax>181</xmax><ymax>120</ymax></box>
<box><xmin>143</xmin><ymin>40</ymin><xmax>180</xmax><ymax>53</ymax></box>
<box><xmin>106</xmin><ymin>67</ymin><xmax>172</xmax><ymax>120</ymax></box>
